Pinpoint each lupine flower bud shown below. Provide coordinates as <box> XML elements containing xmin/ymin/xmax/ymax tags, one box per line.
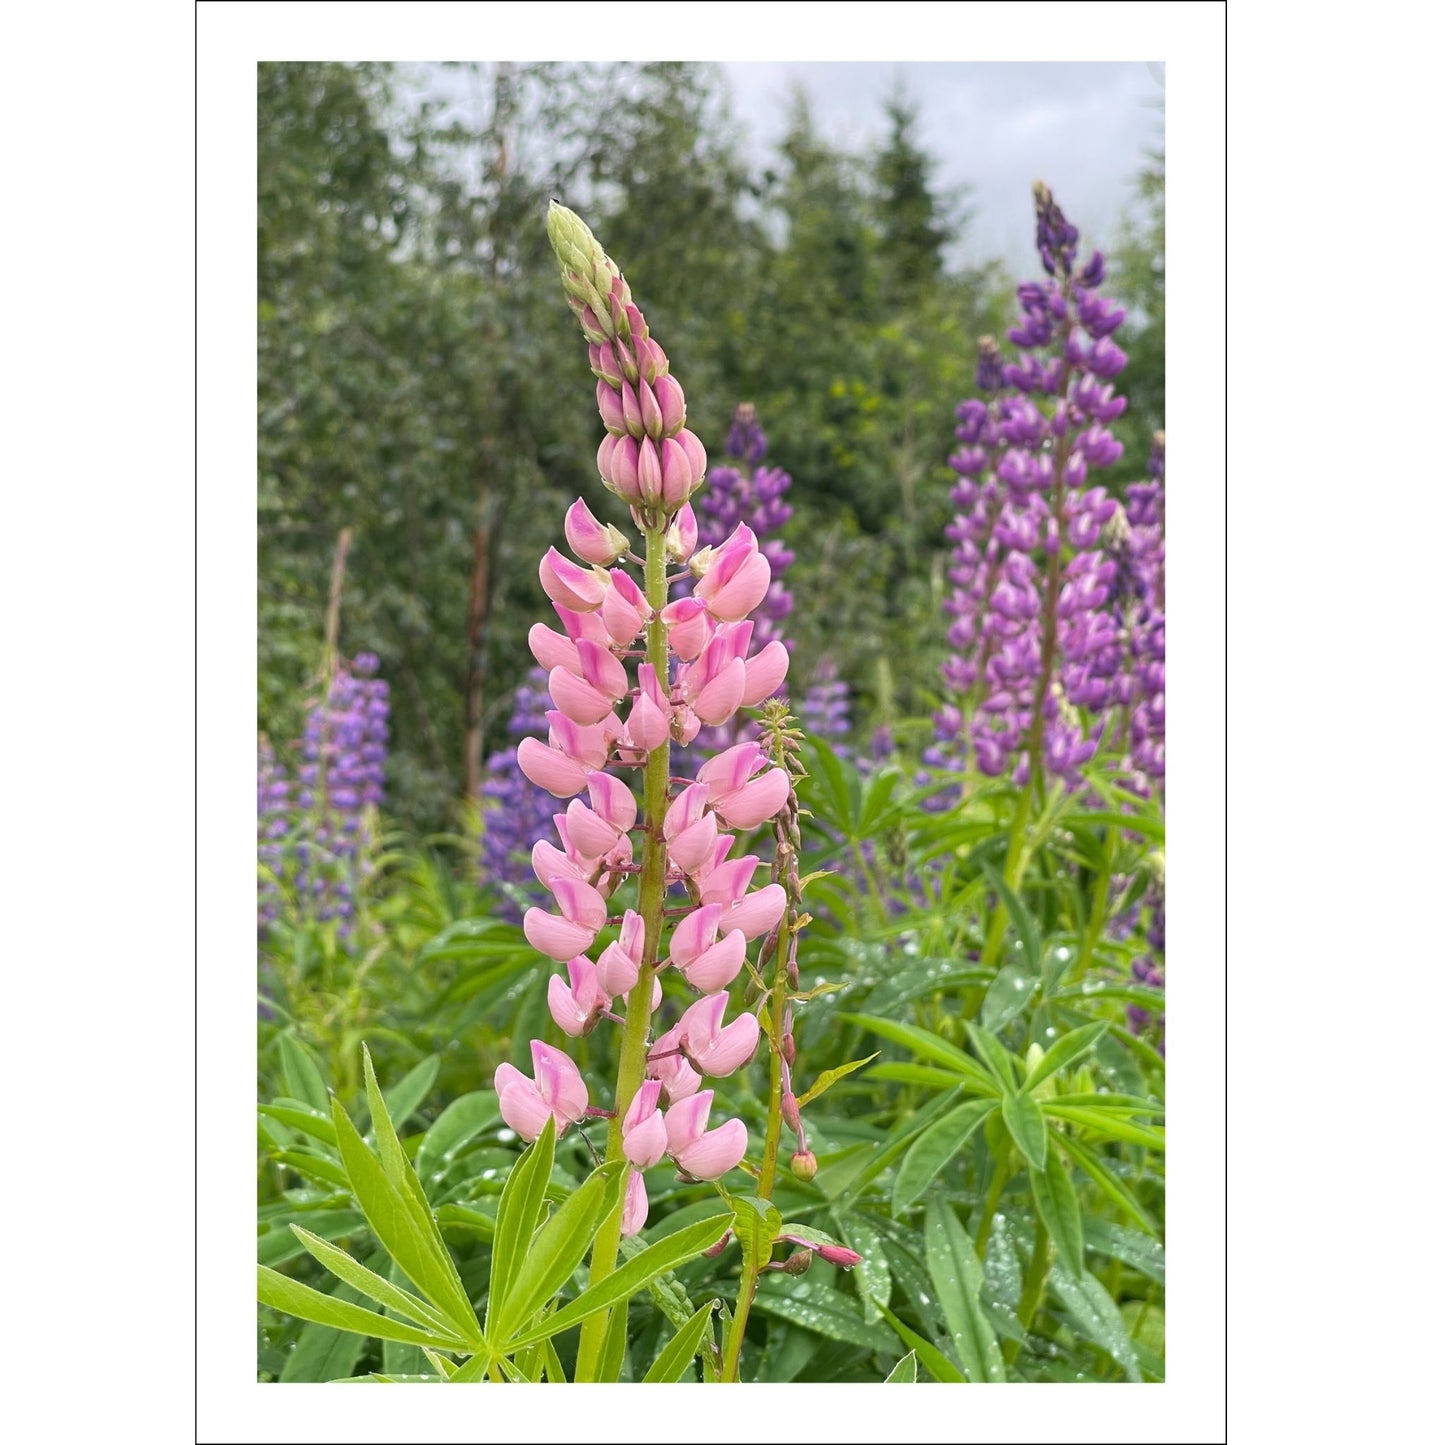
<box><xmin>780</xmin><ymin>1250</ymin><xmax>814</xmax><ymax>1276</ymax></box>
<box><xmin>781</xmin><ymin>1090</ymin><xmax>803</xmax><ymax>1134</ymax></box>
<box><xmin>620</xmin><ymin>1168</ymin><xmax>649</xmax><ymax>1239</ymax></box>
<box><xmin>789</xmin><ymin>1149</ymin><xmax>818</xmax><ymax>1181</ymax></box>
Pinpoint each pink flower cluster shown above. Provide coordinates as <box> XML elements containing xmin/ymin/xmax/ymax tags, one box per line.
<box><xmin>491</xmin><ymin>205</ymin><xmax>794</xmax><ymax>1238</ymax></box>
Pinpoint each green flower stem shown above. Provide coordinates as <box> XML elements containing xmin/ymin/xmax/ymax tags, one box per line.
<box><xmin>977</xmin><ymin>788</ymin><xmax>1032</xmax><ymax>978</ymax></box>
<box><xmin>574</xmin><ymin>521</ymin><xmax>673</xmax><ymax>1383</ymax></box>
<box><xmin>1003</xmin><ymin>1214</ymin><xmax>1054</xmax><ymax>1364</ymax></box>
<box><xmin>973</xmin><ymin>1156</ymin><xmax>1012</xmax><ymax>1258</ymax></box>
<box><xmin>1067</xmin><ymin>827</ymin><xmax>1116</xmax><ymax>988</ymax></box>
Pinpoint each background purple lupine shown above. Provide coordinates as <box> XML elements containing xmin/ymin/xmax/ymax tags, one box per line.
<box><xmin>477</xmin><ymin>667</ymin><xmax>559</xmax><ymax>916</ymax></box>
<box><xmin>259</xmin><ymin>654</ymin><xmax>390</xmax><ymax>940</ymax></box>
<box><xmin>935</xmin><ymin>187</ymin><xmax>1147</xmax><ymax>793</ymax></box>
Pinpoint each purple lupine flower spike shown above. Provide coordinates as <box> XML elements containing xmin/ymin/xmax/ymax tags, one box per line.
<box><xmin>934</xmin><ymin>185</ymin><xmax>1157</xmax><ymax>794</ymax></box>
<box><xmin>261</xmin><ymin>655</ymin><xmax>390</xmax><ymax>942</ymax></box>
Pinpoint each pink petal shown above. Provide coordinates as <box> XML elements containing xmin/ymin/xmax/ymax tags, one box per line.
<box><xmin>689</xmin><ymin>656</ymin><xmax>746</xmax><ymax>726</ymax></box>
<box><xmin>668</xmin><ymin>903</ymin><xmax>722</xmax><ymax>968</ymax></box>
<box><xmin>548</xmin><ymin>876</ymin><xmax>607</xmax><ymax>930</ymax></box>
<box><xmin>523</xmin><ymin>908</ymin><xmax>596</xmax><ymax>962</ymax></box>
<box><xmin>620</xmin><ymin>1169</ymin><xmax>649</xmax><ymax>1238</ymax></box>
<box><xmin>547</xmin><ymin>972</ymin><xmax>592</xmax><ymax>1036</ymax></box>
<box><xmin>595</xmin><ymin>938</ymin><xmax>640</xmax><ymax>996</ymax></box>
<box><xmin>722</xmin><ymin>882</ymin><xmax>786</xmax><ymax>941</ymax></box>
<box><xmin>564</xmin><ymin>799</ymin><xmax>621</xmax><ymax>860</ymax></box>
<box><xmin>587</xmin><ymin>772</ymin><xmax>638</xmax><ymax>833</ymax></box>
<box><xmin>565</xmin><ymin>497</ymin><xmax>627</xmax><ymax>565</ymax></box>
<box><xmin>692</xmin><ymin>1011</ymin><xmax>759</xmax><ymax>1076</ymax></box>
<box><xmin>497</xmin><ymin>1080</ymin><xmax>553</xmax><ymax>1142</ymax></box>
<box><xmin>529</xmin><ymin>623</ymin><xmax>581</xmax><ymax>675</ymax></box>
<box><xmin>660</xmin><ymin>597</ymin><xmax>712</xmax><ymax>661</ymax></box>
<box><xmin>663</xmin><ymin>1089</ymin><xmax>715</xmax><ymax>1154</ymax></box>
<box><xmin>678</xmin><ymin>991</ymin><xmax>728</xmax><ymax>1047</ymax></box>
<box><xmin>531</xmin><ymin>1040</ymin><xmax>589</xmax><ymax>1122</ymax></box>
<box><xmin>540</xmin><ymin>548</ymin><xmax>606</xmax><ymax>612</ymax></box>
<box><xmin>699</xmin><ymin>855</ymin><xmax>760</xmax><ymax>907</ymax></box>
<box><xmin>676</xmin><ymin>1118</ymin><xmax>748</xmax><ymax>1180</ymax></box>
<box><xmin>623</xmin><ymin>1078</ymin><xmax>663</xmax><ymax>1130</ymax></box>
<box><xmin>626</xmin><ymin>691</ymin><xmax>670</xmax><ymax>754</ymax></box>
<box><xmin>669</xmin><ymin>814</ymin><xmax>719</xmax><ymax>877</ymax></box>
<box><xmin>549</xmin><ymin>666</ymin><xmax>616</xmax><ymax>726</ymax></box>
<box><xmin>698</xmin><ymin>741</ymin><xmax>764</xmax><ymax>795</ymax></box>
<box><xmin>576</xmin><ymin>638</ymin><xmax>629</xmax><ymax>700</ymax></box>
<box><xmin>517</xmin><ymin>737</ymin><xmax>587</xmax><ymax>798</ymax></box>
<box><xmin>678</xmin><ymin>930</ymin><xmax>747</xmax><ymax>992</ymax></box>
<box><xmin>714</xmin><ymin>766</ymin><xmax>790</xmax><ymax>830</ymax></box>
<box><xmin>740</xmin><ymin>640</ymin><xmax>790</xmax><ymax>706</ymax></box>
<box><xmin>666</xmin><ymin>503</ymin><xmax>697</xmax><ymax>563</ymax></box>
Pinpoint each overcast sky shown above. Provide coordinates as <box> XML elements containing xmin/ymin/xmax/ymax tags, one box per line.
<box><xmin>718</xmin><ymin>61</ymin><xmax>1164</xmax><ymax>270</ymax></box>
<box><xmin>412</xmin><ymin>61</ymin><xmax>1162</xmax><ymax>274</ymax></box>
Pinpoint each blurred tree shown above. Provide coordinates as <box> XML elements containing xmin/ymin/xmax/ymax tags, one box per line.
<box><xmin>1112</xmin><ymin>140</ymin><xmax>1165</xmax><ymax>470</ymax></box>
<box><xmin>873</xmin><ymin>87</ymin><xmax>950</xmax><ymax>305</ymax></box>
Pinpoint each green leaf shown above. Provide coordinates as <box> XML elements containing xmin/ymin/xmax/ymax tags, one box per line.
<box><xmin>1082</xmin><ymin>1219</ymin><xmax>1166</xmax><ymax>1282</ymax></box>
<box><xmin>999</xmin><ymin>1089</ymin><xmax>1049</xmax><ymax>1171</ymax></box>
<box><xmin>258</xmin><ymin>1101</ymin><xmax>337</xmax><ymax>1149</ymax></box>
<box><xmin>978</xmin><ymin>861</ymin><xmax>1040</xmax><ymax>973</ymax></box>
<box><xmin>868</xmin><ymin>1062</ymin><xmax>982</xmax><ymax>1090</ymax></box>
<box><xmin>257</xmin><ymin>1209</ymin><xmax>363</xmax><ymax>1268</ymax></box>
<box><xmin>416</xmin><ymin>1092</ymin><xmax>503</xmax><ymax>1180</ymax></box>
<box><xmin>923</xmin><ymin>1201</ymin><xmax>1006</xmax><ymax>1383</ymax></box>
<box><xmin>1051</xmin><ymin>1132</ymin><xmax>1159</xmax><ymax>1238</ymax></box>
<box><xmin>833</xmin><ymin>1086</ymin><xmax>970</xmax><ymax>1210</ymax></box>
<box><xmin>963</xmin><ymin>1022</ymin><xmax>1019</xmax><ymax>1092</ymax></box>
<box><xmin>330</xmin><ymin>1095</ymin><xmax>478</xmax><ymax>1340</ymax></box>
<box><xmin>839</xmin><ymin>1213</ymin><xmax>889</xmax><ymax>1322</ymax></box>
<box><xmin>980</xmin><ymin>962</ymin><xmax>1039</xmax><ymax>1032</ymax></box>
<box><xmin>795</xmin><ymin>1054</ymin><xmax>880</xmax><ymax>1109</ymax></box>
<box><xmin>845</xmin><ymin>1013</ymin><xmax>1000</xmax><ymax>1093</ymax></box>
<box><xmin>278</xmin><ymin>1266</ymin><xmax>374</xmax><ymax>1382</ymax></box>
<box><xmin>381</xmin><ymin>1053</ymin><xmax>441</xmax><ymax>1132</ymax></box>
<box><xmin>445</xmin><ymin>1349</ymin><xmax>495</xmax><ymax>1383</ymax></box>
<box><xmin>599</xmin><ymin>1289</ymin><xmax>631</xmax><ymax>1382</ymax></box>
<box><xmin>507</xmin><ymin>1214</ymin><xmax>733</xmax><ymax>1349</ymax></box>
<box><xmin>750</xmin><ymin>1276</ymin><xmax>897</xmax><ymax>1353</ymax></box>
<box><xmin>289</xmin><ymin>1226</ymin><xmax>463</xmax><ymax>1338</ymax></box>
<box><xmin>485</xmin><ymin>1116</ymin><xmax>556</xmax><ymax>1337</ymax></box>
<box><xmin>883</xmin><ymin>1351</ymin><xmax>917</xmax><ymax>1382</ymax></box>
<box><xmin>730</xmin><ymin>1196</ymin><xmax>783</xmax><ymax>1278</ymax></box>
<box><xmin>421</xmin><ymin>1348</ymin><xmax>458</xmax><ymax>1379</ymax></box>
<box><xmin>1029</xmin><ymin>1150</ymin><xmax>1084</xmax><ymax>1279</ymax></box>
<box><xmin>493</xmin><ymin>1160</ymin><xmax>628</xmax><ymax>1340</ymax></box>
<box><xmin>893</xmin><ymin>1098</ymin><xmax>997</xmax><ymax>1214</ymax></box>
<box><xmin>258</xmin><ymin>1266</ymin><xmax>463</xmax><ymax>1350</ymax></box>
<box><xmin>362</xmin><ymin>1046</ymin><xmax>428</xmax><ymax>1211</ymax></box>
<box><xmin>277</xmin><ymin>1034</ymin><xmax>329</xmax><ymax>1112</ymax></box>
<box><xmin>642</xmin><ymin>1299</ymin><xmax>716</xmax><ymax>1382</ymax></box>
<box><xmin>1041</xmin><ymin>1105</ymin><xmax>1165</xmax><ymax>1151</ymax></box>
<box><xmin>876</xmin><ymin>1302</ymin><xmax>967</xmax><ymax>1383</ymax></box>
<box><xmin>269</xmin><ymin>1149</ymin><xmax>349</xmax><ymax>1190</ymax></box>
<box><xmin>1048</xmin><ymin>1268</ymin><xmax>1143</xmax><ymax>1382</ymax></box>
<box><xmin>1022</xmin><ymin>1022</ymin><xmax>1110</xmax><ymax>1092</ymax></box>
